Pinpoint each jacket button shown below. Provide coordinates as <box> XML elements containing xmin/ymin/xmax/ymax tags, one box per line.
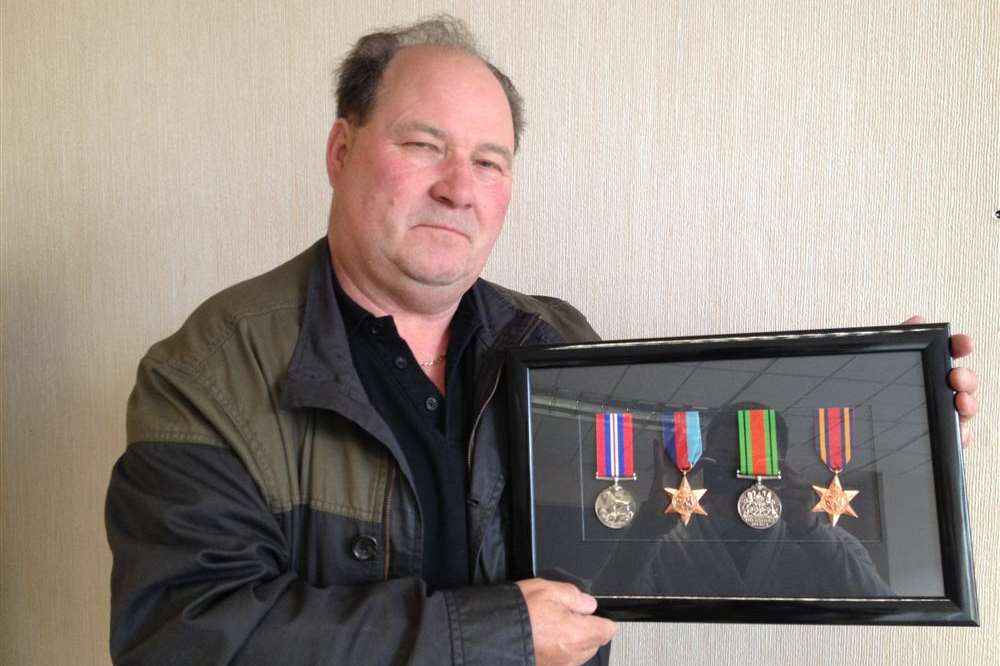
<box><xmin>351</xmin><ymin>535</ymin><xmax>378</xmax><ymax>561</ymax></box>
<box><xmin>394</xmin><ymin>356</ymin><xmax>408</xmax><ymax>369</ymax></box>
<box><xmin>424</xmin><ymin>396</ymin><xmax>439</xmax><ymax>411</ymax></box>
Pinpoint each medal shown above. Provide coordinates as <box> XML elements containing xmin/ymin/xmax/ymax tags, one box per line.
<box><xmin>736</xmin><ymin>408</ymin><xmax>782</xmax><ymax>529</ymax></box>
<box><xmin>594</xmin><ymin>412</ymin><xmax>637</xmax><ymax>529</ymax></box>
<box><xmin>812</xmin><ymin>407</ymin><xmax>860</xmax><ymax>526</ymax></box>
<box><xmin>662</xmin><ymin>411</ymin><xmax>707</xmax><ymax>526</ymax></box>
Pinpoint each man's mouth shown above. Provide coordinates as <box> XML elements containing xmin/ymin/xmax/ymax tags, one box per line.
<box><xmin>413</xmin><ymin>223</ymin><xmax>470</xmax><ymax>240</ymax></box>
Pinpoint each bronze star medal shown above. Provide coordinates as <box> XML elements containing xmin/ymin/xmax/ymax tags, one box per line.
<box><xmin>664</xmin><ymin>474</ymin><xmax>708</xmax><ymax>526</ymax></box>
<box><xmin>812</xmin><ymin>472</ymin><xmax>859</xmax><ymax>527</ymax></box>
<box><xmin>662</xmin><ymin>411</ymin><xmax>707</xmax><ymax>526</ymax></box>
<box><xmin>813</xmin><ymin>408</ymin><xmax>860</xmax><ymax>526</ymax></box>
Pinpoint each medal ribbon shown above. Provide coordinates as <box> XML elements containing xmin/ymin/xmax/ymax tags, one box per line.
<box><xmin>817</xmin><ymin>407</ymin><xmax>852</xmax><ymax>472</ymax></box>
<box><xmin>662</xmin><ymin>411</ymin><xmax>703</xmax><ymax>472</ymax></box>
<box><xmin>595</xmin><ymin>412</ymin><xmax>634</xmax><ymax>479</ymax></box>
<box><xmin>737</xmin><ymin>409</ymin><xmax>779</xmax><ymax>476</ymax></box>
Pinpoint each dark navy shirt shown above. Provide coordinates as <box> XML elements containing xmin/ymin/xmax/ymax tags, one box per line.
<box><xmin>331</xmin><ymin>268</ymin><xmax>480</xmax><ymax>592</ymax></box>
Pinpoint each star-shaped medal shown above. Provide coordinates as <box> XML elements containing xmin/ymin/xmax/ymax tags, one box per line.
<box><xmin>664</xmin><ymin>475</ymin><xmax>708</xmax><ymax>526</ymax></box>
<box><xmin>811</xmin><ymin>473</ymin><xmax>859</xmax><ymax>526</ymax></box>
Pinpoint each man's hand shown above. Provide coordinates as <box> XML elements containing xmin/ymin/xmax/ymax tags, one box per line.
<box><xmin>902</xmin><ymin>315</ymin><xmax>978</xmax><ymax>447</ymax></box>
<box><xmin>515</xmin><ymin>578</ymin><xmax>617</xmax><ymax>666</ymax></box>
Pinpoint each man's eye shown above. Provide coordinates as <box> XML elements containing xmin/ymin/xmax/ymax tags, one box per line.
<box><xmin>405</xmin><ymin>142</ymin><xmax>440</xmax><ymax>152</ymax></box>
<box><xmin>476</xmin><ymin>159</ymin><xmax>502</xmax><ymax>172</ymax></box>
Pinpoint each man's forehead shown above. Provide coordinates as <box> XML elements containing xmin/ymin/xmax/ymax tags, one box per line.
<box><xmin>374</xmin><ymin>46</ymin><xmax>514</xmax><ymax>144</ymax></box>
<box><xmin>378</xmin><ymin>46</ymin><xmax>499</xmax><ymax>103</ymax></box>
<box><xmin>384</xmin><ymin>44</ymin><xmax>485</xmax><ymax>77</ymax></box>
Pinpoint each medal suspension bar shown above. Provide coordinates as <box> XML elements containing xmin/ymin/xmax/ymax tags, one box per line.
<box><xmin>735</xmin><ymin>472</ymin><xmax>782</xmax><ymax>481</ymax></box>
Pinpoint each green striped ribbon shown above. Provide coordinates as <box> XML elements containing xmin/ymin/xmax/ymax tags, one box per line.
<box><xmin>737</xmin><ymin>409</ymin><xmax>780</xmax><ymax>476</ymax></box>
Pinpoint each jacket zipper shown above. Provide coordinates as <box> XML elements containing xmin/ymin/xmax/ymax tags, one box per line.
<box><xmin>467</xmin><ymin>315</ymin><xmax>542</xmax><ymax>470</ymax></box>
<box><xmin>467</xmin><ymin>370</ymin><xmax>504</xmax><ymax>470</ymax></box>
<box><xmin>382</xmin><ymin>463</ymin><xmax>396</xmax><ymax>579</ymax></box>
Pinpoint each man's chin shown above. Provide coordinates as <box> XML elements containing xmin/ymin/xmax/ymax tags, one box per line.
<box><xmin>398</xmin><ymin>259</ymin><xmax>476</xmax><ymax>291</ymax></box>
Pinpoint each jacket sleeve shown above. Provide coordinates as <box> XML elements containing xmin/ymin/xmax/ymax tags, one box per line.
<box><xmin>106</xmin><ymin>439</ymin><xmax>535</xmax><ymax>666</ymax></box>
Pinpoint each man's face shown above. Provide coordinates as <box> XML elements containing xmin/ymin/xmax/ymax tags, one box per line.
<box><xmin>327</xmin><ymin>46</ymin><xmax>515</xmax><ymax>310</ymax></box>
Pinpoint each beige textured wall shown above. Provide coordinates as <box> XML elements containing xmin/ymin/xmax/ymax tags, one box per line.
<box><xmin>2</xmin><ymin>1</ymin><xmax>997</xmax><ymax>664</ymax></box>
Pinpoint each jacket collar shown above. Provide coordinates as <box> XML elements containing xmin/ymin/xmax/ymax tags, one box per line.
<box><xmin>279</xmin><ymin>240</ymin><xmax>397</xmax><ymax>449</ymax></box>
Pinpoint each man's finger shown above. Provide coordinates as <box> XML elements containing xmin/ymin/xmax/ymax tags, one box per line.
<box><xmin>955</xmin><ymin>393</ymin><xmax>976</xmax><ymax>448</ymax></box>
<box><xmin>956</xmin><ymin>391</ymin><xmax>977</xmax><ymax>419</ymax></box>
<box><xmin>948</xmin><ymin>367</ymin><xmax>978</xmax><ymax>395</ymax></box>
<box><xmin>960</xmin><ymin>420</ymin><xmax>973</xmax><ymax>449</ymax></box>
<box><xmin>517</xmin><ymin>578</ymin><xmax>598</xmax><ymax>615</ymax></box>
<box><xmin>580</xmin><ymin>614</ymin><xmax>618</xmax><ymax>645</ymax></box>
<box><xmin>949</xmin><ymin>334</ymin><xmax>974</xmax><ymax>359</ymax></box>
<box><xmin>902</xmin><ymin>315</ymin><xmax>927</xmax><ymax>325</ymax></box>
<box><xmin>558</xmin><ymin>584</ymin><xmax>598</xmax><ymax>615</ymax></box>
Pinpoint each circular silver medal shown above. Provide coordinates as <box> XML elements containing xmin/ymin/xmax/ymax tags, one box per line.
<box><xmin>595</xmin><ymin>484</ymin><xmax>636</xmax><ymax>529</ymax></box>
<box><xmin>737</xmin><ymin>481</ymin><xmax>782</xmax><ymax>529</ymax></box>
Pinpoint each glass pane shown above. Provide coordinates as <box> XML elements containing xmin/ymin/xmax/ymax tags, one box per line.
<box><xmin>527</xmin><ymin>350</ymin><xmax>942</xmax><ymax>599</ymax></box>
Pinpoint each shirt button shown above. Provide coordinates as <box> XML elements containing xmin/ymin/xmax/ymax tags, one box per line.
<box><xmin>351</xmin><ymin>535</ymin><xmax>378</xmax><ymax>561</ymax></box>
<box><xmin>424</xmin><ymin>396</ymin><xmax>439</xmax><ymax>411</ymax></box>
<box><xmin>393</xmin><ymin>356</ymin><xmax>408</xmax><ymax>370</ymax></box>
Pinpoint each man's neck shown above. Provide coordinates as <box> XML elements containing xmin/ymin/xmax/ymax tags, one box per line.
<box><xmin>329</xmin><ymin>247</ymin><xmax>461</xmax><ymax>393</ymax></box>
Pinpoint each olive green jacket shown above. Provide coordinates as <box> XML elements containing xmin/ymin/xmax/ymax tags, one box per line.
<box><xmin>106</xmin><ymin>239</ymin><xmax>599</xmax><ymax>665</ymax></box>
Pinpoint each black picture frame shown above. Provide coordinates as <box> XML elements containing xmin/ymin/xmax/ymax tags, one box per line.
<box><xmin>505</xmin><ymin>324</ymin><xmax>977</xmax><ymax>625</ymax></box>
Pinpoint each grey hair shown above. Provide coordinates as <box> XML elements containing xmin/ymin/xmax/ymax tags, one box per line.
<box><xmin>335</xmin><ymin>15</ymin><xmax>524</xmax><ymax>152</ymax></box>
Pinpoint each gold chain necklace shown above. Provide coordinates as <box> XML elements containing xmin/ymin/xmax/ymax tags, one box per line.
<box><xmin>419</xmin><ymin>353</ymin><xmax>446</xmax><ymax>368</ymax></box>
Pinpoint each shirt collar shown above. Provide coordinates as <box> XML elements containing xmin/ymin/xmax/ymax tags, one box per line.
<box><xmin>329</xmin><ymin>265</ymin><xmax>377</xmax><ymax>335</ymax></box>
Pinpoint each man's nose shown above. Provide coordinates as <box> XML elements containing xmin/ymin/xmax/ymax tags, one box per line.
<box><xmin>429</xmin><ymin>157</ymin><xmax>475</xmax><ymax>209</ymax></box>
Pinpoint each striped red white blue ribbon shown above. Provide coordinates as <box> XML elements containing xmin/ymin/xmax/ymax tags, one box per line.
<box><xmin>595</xmin><ymin>412</ymin><xmax>634</xmax><ymax>479</ymax></box>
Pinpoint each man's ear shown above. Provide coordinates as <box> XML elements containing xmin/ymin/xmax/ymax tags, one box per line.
<box><xmin>326</xmin><ymin>119</ymin><xmax>354</xmax><ymax>187</ymax></box>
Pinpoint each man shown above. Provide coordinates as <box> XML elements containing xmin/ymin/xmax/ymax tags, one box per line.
<box><xmin>107</xmin><ymin>17</ymin><xmax>615</xmax><ymax>666</ymax></box>
<box><xmin>105</xmin><ymin>16</ymin><xmax>978</xmax><ymax>666</ymax></box>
